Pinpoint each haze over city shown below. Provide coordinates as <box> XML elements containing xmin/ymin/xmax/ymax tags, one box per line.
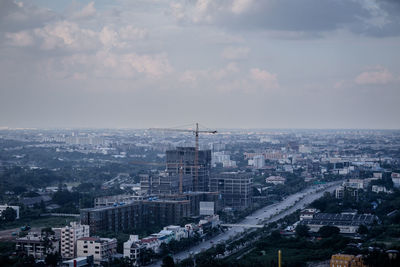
<box><xmin>1</xmin><ymin>0</ymin><xmax>400</xmax><ymax>129</ymax></box>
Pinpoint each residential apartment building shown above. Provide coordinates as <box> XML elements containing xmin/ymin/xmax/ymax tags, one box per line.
<box><xmin>76</xmin><ymin>237</ymin><xmax>117</xmax><ymax>264</ymax></box>
<box><xmin>15</xmin><ymin>232</ymin><xmax>60</xmax><ymax>259</ymax></box>
<box><xmin>60</xmin><ymin>222</ymin><xmax>90</xmax><ymax>259</ymax></box>
<box><xmin>80</xmin><ymin>201</ymin><xmax>145</xmax><ymax>235</ymax></box>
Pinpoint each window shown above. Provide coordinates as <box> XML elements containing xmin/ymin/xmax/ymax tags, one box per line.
<box><xmin>83</xmin><ymin>250</ymin><xmax>88</xmax><ymax>253</ymax></box>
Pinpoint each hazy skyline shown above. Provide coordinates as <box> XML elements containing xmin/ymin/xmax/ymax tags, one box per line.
<box><xmin>1</xmin><ymin>0</ymin><xmax>400</xmax><ymax>129</ymax></box>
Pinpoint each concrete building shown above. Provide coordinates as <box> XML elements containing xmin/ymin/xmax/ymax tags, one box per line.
<box><xmin>210</xmin><ymin>172</ymin><xmax>253</xmax><ymax>210</ymax></box>
<box><xmin>80</xmin><ymin>202</ymin><xmax>145</xmax><ymax>235</ymax></box>
<box><xmin>0</xmin><ymin>204</ymin><xmax>20</xmax><ymax>219</ymax></box>
<box><xmin>265</xmin><ymin>176</ymin><xmax>286</xmax><ymax>185</ymax></box>
<box><xmin>60</xmin><ymin>222</ymin><xmax>90</xmax><ymax>259</ymax></box>
<box><xmin>142</xmin><ymin>199</ymin><xmax>190</xmax><ymax>226</ymax></box>
<box><xmin>330</xmin><ymin>254</ymin><xmax>366</xmax><ymax>267</ymax></box>
<box><xmin>252</xmin><ymin>155</ymin><xmax>265</xmax><ymax>169</ymax></box>
<box><xmin>15</xmin><ymin>232</ymin><xmax>60</xmax><ymax>259</ymax></box>
<box><xmin>300</xmin><ymin>213</ymin><xmax>376</xmax><ymax>234</ymax></box>
<box><xmin>140</xmin><ymin>173</ymin><xmax>193</xmax><ymax>195</ymax></box>
<box><xmin>123</xmin><ymin>235</ymin><xmax>142</xmax><ymax>263</ymax></box>
<box><xmin>166</xmin><ymin>147</ymin><xmax>212</xmax><ymax>192</ymax></box>
<box><xmin>76</xmin><ymin>237</ymin><xmax>117</xmax><ymax>264</ymax></box>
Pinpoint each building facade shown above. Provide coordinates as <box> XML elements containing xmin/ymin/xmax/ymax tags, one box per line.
<box><xmin>60</xmin><ymin>222</ymin><xmax>90</xmax><ymax>259</ymax></box>
<box><xmin>166</xmin><ymin>147</ymin><xmax>212</xmax><ymax>192</ymax></box>
<box><xmin>76</xmin><ymin>237</ymin><xmax>117</xmax><ymax>264</ymax></box>
<box><xmin>15</xmin><ymin>232</ymin><xmax>60</xmax><ymax>259</ymax></box>
<box><xmin>210</xmin><ymin>172</ymin><xmax>253</xmax><ymax>210</ymax></box>
<box><xmin>80</xmin><ymin>201</ymin><xmax>145</xmax><ymax>234</ymax></box>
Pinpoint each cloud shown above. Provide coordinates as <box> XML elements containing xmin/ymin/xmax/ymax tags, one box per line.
<box><xmin>355</xmin><ymin>67</ymin><xmax>394</xmax><ymax>85</ymax></box>
<box><xmin>231</xmin><ymin>0</ymin><xmax>253</xmax><ymax>14</ymax></box>
<box><xmin>42</xmin><ymin>51</ymin><xmax>173</xmax><ymax>80</ymax></box>
<box><xmin>5</xmin><ymin>31</ymin><xmax>34</xmax><ymax>47</ymax></box>
<box><xmin>221</xmin><ymin>46</ymin><xmax>249</xmax><ymax>60</ymax></box>
<box><xmin>249</xmin><ymin>68</ymin><xmax>279</xmax><ymax>89</ymax></box>
<box><xmin>169</xmin><ymin>0</ymin><xmax>400</xmax><ymax>37</ymax></box>
<box><xmin>0</xmin><ymin>0</ymin><xmax>58</xmax><ymax>32</ymax></box>
<box><xmin>71</xmin><ymin>2</ymin><xmax>96</xmax><ymax>20</ymax></box>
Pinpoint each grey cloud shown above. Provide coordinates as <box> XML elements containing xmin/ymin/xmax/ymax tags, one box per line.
<box><xmin>176</xmin><ymin>0</ymin><xmax>400</xmax><ymax>37</ymax></box>
<box><xmin>0</xmin><ymin>0</ymin><xmax>58</xmax><ymax>33</ymax></box>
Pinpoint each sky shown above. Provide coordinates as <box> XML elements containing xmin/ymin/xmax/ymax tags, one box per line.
<box><xmin>0</xmin><ymin>0</ymin><xmax>400</xmax><ymax>129</ymax></box>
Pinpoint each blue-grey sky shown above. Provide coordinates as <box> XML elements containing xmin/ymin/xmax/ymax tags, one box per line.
<box><xmin>0</xmin><ymin>0</ymin><xmax>399</xmax><ymax>129</ymax></box>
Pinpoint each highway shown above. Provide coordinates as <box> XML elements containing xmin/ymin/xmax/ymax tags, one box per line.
<box><xmin>150</xmin><ymin>180</ymin><xmax>342</xmax><ymax>266</ymax></box>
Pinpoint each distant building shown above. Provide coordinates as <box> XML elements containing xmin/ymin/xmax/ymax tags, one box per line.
<box><xmin>60</xmin><ymin>222</ymin><xmax>90</xmax><ymax>259</ymax></box>
<box><xmin>80</xmin><ymin>202</ymin><xmax>145</xmax><ymax>235</ymax></box>
<box><xmin>300</xmin><ymin>213</ymin><xmax>376</xmax><ymax>234</ymax></box>
<box><xmin>265</xmin><ymin>176</ymin><xmax>286</xmax><ymax>185</ymax></box>
<box><xmin>142</xmin><ymin>199</ymin><xmax>190</xmax><ymax>226</ymax></box>
<box><xmin>166</xmin><ymin>147</ymin><xmax>212</xmax><ymax>192</ymax></box>
<box><xmin>15</xmin><ymin>232</ymin><xmax>60</xmax><ymax>259</ymax></box>
<box><xmin>62</xmin><ymin>256</ymin><xmax>94</xmax><ymax>267</ymax></box>
<box><xmin>392</xmin><ymin>172</ymin><xmax>400</xmax><ymax>188</ymax></box>
<box><xmin>372</xmin><ymin>185</ymin><xmax>393</xmax><ymax>194</ymax></box>
<box><xmin>330</xmin><ymin>254</ymin><xmax>366</xmax><ymax>267</ymax></box>
<box><xmin>76</xmin><ymin>237</ymin><xmax>117</xmax><ymax>264</ymax></box>
<box><xmin>0</xmin><ymin>205</ymin><xmax>20</xmax><ymax>219</ymax></box>
<box><xmin>253</xmin><ymin>155</ymin><xmax>265</xmax><ymax>169</ymax></box>
<box><xmin>210</xmin><ymin>172</ymin><xmax>253</xmax><ymax>210</ymax></box>
<box><xmin>140</xmin><ymin>173</ymin><xmax>193</xmax><ymax>195</ymax></box>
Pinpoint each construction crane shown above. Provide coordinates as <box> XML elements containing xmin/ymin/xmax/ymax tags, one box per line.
<box><xmin>149</xmin><ymin>123</ymin><xmax>217</xmax><ymax>191</ymax></box>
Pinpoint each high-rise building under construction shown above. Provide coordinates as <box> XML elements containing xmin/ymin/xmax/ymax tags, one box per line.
<box><xmin>166</xmin><ymin>147</ymin><xmax>212</xmax><ymax>192</ymax></box>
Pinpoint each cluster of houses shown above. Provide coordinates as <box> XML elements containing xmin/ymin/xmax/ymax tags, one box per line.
<box><xmin>14</xmin><ymin>215</ymin><xmax>220</xmax><ymax>266</ymax></box>
<box><xmin>123</xmin><ymin>215</ymin><xmax>220</xmax><ymax>263</ymax></box>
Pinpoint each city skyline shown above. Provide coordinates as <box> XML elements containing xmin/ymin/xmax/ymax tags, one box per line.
<box><xmin>1</xmin><ymin>0</ymin><xmax>400</xmax><ymax>129</ymax></box>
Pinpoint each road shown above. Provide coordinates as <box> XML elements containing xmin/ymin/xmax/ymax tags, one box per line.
<box><xmin>150</xmin><ymin>181</ymin><xmax>342</xmax><ymax>266</ymax></box>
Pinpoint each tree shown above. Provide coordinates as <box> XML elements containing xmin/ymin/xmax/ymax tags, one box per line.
<box><xmin>318</xmin><ymin>226</ymin><xmax>340</xmax><ymax>238</ymax></box>
<box><xmin>295</xmin><ymin>224</ymin><xmax>310</xmax><ymax>238</ymax></box>
<box><xmin>1</xmin><ymin>207</ymin><xmax>17</xmax><ymax>222</ymax></box>
<box><xmin>45</xmin><ymin>252</ymin><xmax>60</xmax><ymax>266</ymax></box>
<box><xmin>357</xmin><ymin>224</ymin><xmax>368</xmax><ymax>235</ymax></box>
<box><xmin>215</xmin><ymin>243</ymin><xmax>226</xmax><ymax>257</ymax></box>
<box><xmin>162</xmin><ymin>255</ymin><xmax>175</xmax><ymax>267</ymax></box>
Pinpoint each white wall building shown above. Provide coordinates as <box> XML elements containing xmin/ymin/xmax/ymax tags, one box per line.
<box><xmin>76</xmin><ymin>237</ymin><xmax>117</xmax><ymax>264</ymax></box>
<box><xmin>253</xmin><ymin>155</ymin><xmax>265</xmax><ymax>169</ymax></box>
<box><xmin>265</xmin><ymin>176</ymin><xmax>286</xmax><ymax>185</ymax></box>
<box><xmin>61</xmin><ymin>222</ymin><xmax>90</xmax><ymax>259</ymax></box>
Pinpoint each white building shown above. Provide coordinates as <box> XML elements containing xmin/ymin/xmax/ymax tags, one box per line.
<box><xmin>392</xmin><ymin>173</ymin><xmax>400</xmax><ymax>188</ymax></box>
<box><xmin>344</xmin><ymin>179</ymin><xmax>365</xmax><ymax>189</ymax></box>
<box><xmin>61</xmin><ymin>222</ymin><xmax>90</xmax><ymax>259</ymax></box>
<box><xmin>123</xmin><ymin>235</ymin><xmax>142</xmax><ymax>263</ymax></box>
<box><xmin>372</xmin><ymin>185</ymin><xmax>393</xmax><ymax>194</ymax></box>
<box><xmin>163</xmin><ymin>225</ymin><xmax>188</xmax><ymax>241</ymax></box>
<box><xmin>253</xmin><ymin>155</ymin><xmax>265</xmax><ymax>169</ymax></box>
<box><xmin>0</xmin><ymin>205</ymin><xmax>20</xmax><ymax>219</ymax></box>
<box><xmin>265</xmin><ymin>176</ymin><xmax>286</xmax><ymax>185</ymax></box>
<box><xmin>76</xmin><ymin>237</ymin><xmax>117</xmax><ymax>264</ymax></box>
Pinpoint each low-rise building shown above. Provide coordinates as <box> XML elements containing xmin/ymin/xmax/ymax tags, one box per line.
<box><xmin>330</xmin><ymin>254</ymin><xmax>366</xmax><ymax>267</ymax></box>
<box><xmin>300</xmin><ymin>213</ymin><xmax>376</xmax><ymax>234</ymax></box>
<box><xmin>60</xmin><ymin>222</ymin><xmax>90</xmax><ymax>259</ymax></box>
<box><xmin>15</xmin><ymin>232</ymin><xmax>60</xmax><ymax>259</ymax></box>
<box><xmin>265</xmin><ymin>176</ymin><xmax>286</xmax><ymax>185</ymax></box>
<box><xmin>76</xmin><ymin>237</ymin><xmax>117</xmax><ymax>264</ymax></box>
